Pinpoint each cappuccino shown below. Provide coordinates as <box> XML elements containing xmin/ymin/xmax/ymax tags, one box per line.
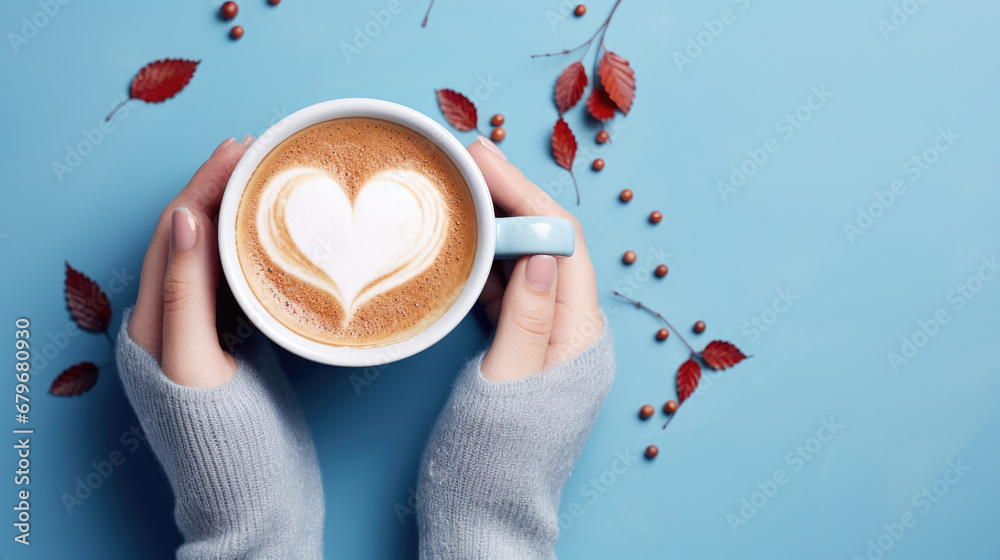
<box><xmin>235</xmin><ymin>118</ymin><xmax>477</xmax><ymax>347</ymax></box>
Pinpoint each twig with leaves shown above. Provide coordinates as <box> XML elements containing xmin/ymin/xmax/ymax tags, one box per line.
<box><xmin>610</xmin><ymin>291</ymin><xmax>749</xmax><ymax>429</ymax></box>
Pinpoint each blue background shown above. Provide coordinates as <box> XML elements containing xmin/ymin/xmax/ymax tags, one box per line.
<box><xmin>3</xmin><ymin>0</ymin><xmax>999</xmax><ymax>558</ymax></box>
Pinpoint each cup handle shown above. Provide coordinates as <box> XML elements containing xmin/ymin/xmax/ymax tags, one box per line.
<box><xmin>494</xmin><ymin>217</ymin><xmax>576</xmax><ymax>259</ymax></box>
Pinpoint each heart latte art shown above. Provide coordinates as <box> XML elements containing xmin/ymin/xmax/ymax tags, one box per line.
<box><xmin>236</xmin><ymin>118</ymin><xmax>477</xmax><ymax>348</ymax></box>
<box><xmin>257</xmin><ymin>168</ymin><xmax>448</xmax><ymax>317</ymax></box>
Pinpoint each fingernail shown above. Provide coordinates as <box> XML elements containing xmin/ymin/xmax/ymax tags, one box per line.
<box><xmin>243</xmin><ymin>133</ymin><xmax>255</xmax><ymax>147</ymax></box>
<box><xmin>213</xmin><ymin>137</ymin><xmax>235</xmax><ymax>154</ymax></box>
<box><xmin>171</xmin><ymin>208</ymin><xmax>197</xmax><ymax>251</ymax></box>
<box><xmin>525</xmin><ymin>255</ymin><xmax>556</xmax><ymax>291</ymax></box>
<box><xmin>477</xmin><ymin>135</ymin><xmax>507</xmax><ymax>161</ymax></box>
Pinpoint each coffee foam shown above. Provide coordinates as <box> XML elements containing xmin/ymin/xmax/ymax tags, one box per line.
<box><xmin>236</xmin><ymin>118</ymin><xmax>477</xmax><ymax>348</ymax></box>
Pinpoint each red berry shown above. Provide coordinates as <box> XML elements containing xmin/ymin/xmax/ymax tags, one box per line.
<box><xmin>592</xmin><ymin>158</ymin><xmax>605</xmax><ymax>171</ymax></box>
<box><xmin>693</xmin><ymin>321</ymin><xmax>706</xmax><ymax>334</ymax></box>
<box><xmin>650</xmin><ymin>210</ymin><xmax>662</xmax><ymax>224</ymax></box>
<box><xmin>623</xmin><ymin>250</ymin><xmax>637</xmax><ymax>264</ymax></box>
<box><xmin>655</xmin><ymin>264</ymin><xmax>668</xmax><ymax>277</ymax></box>
<box><xmin>639</xmin><ymin>404</ymin><xmax>655</xmax><ymax>420</ymax></box>
<box><xmin>491</xmin><ymin>127</ymin><xmax>506</xmax><ymax>142</ymax></box>
<box><xmin>230</xmin><ymin>25</ymin><xmax>244</xmax><ymax>39</ymax></box>
<box><xmin>596</xmin><ymin>130</ymin><xmax>609</xmax><ymax>143</ymax></box>
<box><xmin>663</xmin><ymin>400</ymin><xmax>678</xmax><ymax>414</ymax></box>
<box><xmin>491</xmin><ymin>113</ymin><xmax>505</xmax><ymax>126</ymax></box>
<box><xmin>645</xmin><ymin>445</ymin><xmax>659</xmax><ymax>459</ymax></box>
<box><xmin>268</xmin><ymin>0</ymin><xmax>281</xmax><ymax>4</ymax></box>
<box><xmin>619</xmin><ymin>189</ymin><xmax>633</xmax><ymax>202</ymax></box>
<box><xmin>575</xmin><ymin>4</ymin><xmax>587</xmax><ymax>16</ymax></box>
<box><xmin>220</xmin><ymin>1</ymin><xmax>238</xmax><ymax>19</ymax></box>
<box><xmin>656</xmin><ymin>328</ymin><xmax>669</xmax><ymax>341</ymax></box>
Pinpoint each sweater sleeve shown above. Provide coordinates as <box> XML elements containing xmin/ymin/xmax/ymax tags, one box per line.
<box><xmin>416</xmin><ymin>314</ymin><xmax>615</xmax><ymax>559</ymax></box>
<box><xmin>114</xmin><ymin>306</ymin><xmax>324</xmax><ymax>559</ymax></box>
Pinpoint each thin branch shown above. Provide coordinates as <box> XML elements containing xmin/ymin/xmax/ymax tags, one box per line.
<box><xmin>610</xmin><ymin>290</ymin><xmax>696</xmax><ymax>355</ymax></box>
<box><xmin>105</xmin><ymin>98</ymin><xmax>130</xmax><ymax>122</ymax></box>
<box><xmin>103</xmin><ymin>330</ymin><xmax>114</xmax><ymax>347</ymax></box>
<box><xmin>422</xmin><ymin>0</ymin><xmax>436</xmax><ymax>27</ymax></box>
<box><xmin>531</xmin><ymin>0</ymin><xmax>624</xmax><ymax>59</ymax></box>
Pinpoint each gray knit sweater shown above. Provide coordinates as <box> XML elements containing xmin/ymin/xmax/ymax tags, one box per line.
<box><xmin>115</xmin><ymin>307</ymin><xmax>615</xmax><ymax>559</ymax></box>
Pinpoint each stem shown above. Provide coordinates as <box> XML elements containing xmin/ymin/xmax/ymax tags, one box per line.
<box><xmin>103</xmin><ymin>330</ymin><xmax>114</xmax><ymax>347</ymax></box>
<box><xmin>570</xmin><ymin>171</ymin><xmax>580</xmax><ymax>205</ymax></box>
<box><xmin>421</xmin><ymin>0</ymin><xmax>436</xmax><ymax>27</ymax></box>
<box><xmin>591</xmin><ymin>13</ymin><xmax>612</xmax><ymax>77</ymax></box>
<box><xmin>531</xmin><ymin>0</ymin><xmax>624</xmax><ymax>58</ymax></box>
<box><xmin>610</xmin><ymin>290</ymin><xmax>696</xmax><ymax>355</ymax></box>
<box><xmin>662</xmin><ymin>407</ymin><xmax>680</xmax><ymax>429</ymax></box>
<box><xmin>105</xmin><ymin>98</ymin><xmax>131</xmax><ymax>122</ymax></box>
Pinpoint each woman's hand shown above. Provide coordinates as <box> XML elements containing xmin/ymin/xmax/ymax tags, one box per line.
<box><xmin>128</xmin><ymin>135</ymin><xmax>254</xmax><ymax>388</ymax></box>
<box><xmin>468</xmin><ymin>136</ymin><xmax>603</xmax><ymax>382</ymax></box>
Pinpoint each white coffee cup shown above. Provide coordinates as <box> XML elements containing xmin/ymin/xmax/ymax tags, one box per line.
<box><xmin>218</xmin><ymin>99</ymin><xmax>575</xmax><ymax>367</ymax></box>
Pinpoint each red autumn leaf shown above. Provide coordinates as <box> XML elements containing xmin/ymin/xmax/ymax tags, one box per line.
<box><xmin>555</xmin><ymin>61</ymin><xmax>588</xmax><ymax>114</ymax></box>
<box><xmin>702</xmin><ymin>340</ymin><xmax>748</xmax><ymax>370</ymax></box>
<box><xmin>598</xmin><ymin>51</ymin><xmax>635</xmax><ymax>114</ymax></box>
<box><xmin>586</xmin><ymin>87</ymin><xmax>617</xmax><ymax>122</ymax></box>
<box><xmin>552</xmin><ymin>118</ymin><xmax>581</xmax><ymax>204</ymax></box>
<box><xmin>106</xmin><ymin>59</ymin><xmax>200</xmax><ymax>121</ymax></box>
<box><xmin>65</xmin><ymin>262</ymin><xmax>111</xmax><ymax>332</ymax></box>
<box><xmin>435</xmin><ymin>89</ymin><xmax>478</xmax><ymax>131</ymax></box>
<box><xmin>552</xmin><ymin>118</ymin><xmax>577</xmax><ymax>171</ymax></box>
<box><xmin>50</xmin><ymin>362</ymin><xmax>99</xmax><ymax>397</ymax></box>
<box><xmin>677</xmin><ymin>359</ymin><xmax>702</xmax><ymax>404</ymax></box>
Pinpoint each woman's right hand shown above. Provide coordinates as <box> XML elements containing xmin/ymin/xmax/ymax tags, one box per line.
<box><xmin>467</xmin><ymin>136</ymin><xmax>605</xmax><ymax>382</ymax></box>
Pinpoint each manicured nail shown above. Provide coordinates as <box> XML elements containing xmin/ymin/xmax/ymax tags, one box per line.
<box><xmin>171</xmin><ymin>208</ymin><xmax>197</xmax><ymax>251</ymax></box>
<box><xmin>525</xmin><ymin>255</ymin><xmax>557</xmax><ymax>291</ymax></box>
<box><xmin>213</xmin><ymin>137</ymin><xmax>235</xmax><ymax>154</ymax></box>
<box><xmin>243</xmin><ymin>133</ymin><xmax>255</xmax><ymax>147</ymax></box>
<box><xmin>478</xmin><ymin>135</ymin><xmax>507</xmax><ymax>161</ymax></box>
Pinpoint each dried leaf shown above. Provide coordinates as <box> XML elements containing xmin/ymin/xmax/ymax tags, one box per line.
<box><xmin>677</xmin><ymin>359</ymin><xmax>702</xmax><ymax>404</ymax></box>
<box><xmin>598</xmin><ymin>51</ymin><xmax>635</xmax><ymax>114</ymax></box>
<box><xmin>552</xmin><ymin>118</ymin><xmax>581</xmax><ymax>204</ymax></box>
<box><xmin>65</xmin><ymin>262</ymin><xmax>110</xmax><ymax>332</ymax></box>
<box><xmin>552</xmin><ymin>118</ymin><xmax>577</xmax><ymax>171</ymax></box>
<box><xmin>50</xmin><ymin>362</ymin><xmax>99</xmax><ymax>397</ymax></box>
<box><xmin>131</xmin><ymin>59</ymin><xmax>200</xmax><ymax>103</ymax></box>
<box><xmin>107</xmin><ymin>59</ymin><xmax>200</xmax><ymax>121</ymax></box>
<box><xmin>702</xmin><ymin>341</ymin><xmax>748</xmax><ymax>370</ymax></box>
<box><xmin>435</xmin><ymin>89</ymin><xmax>478</xmax><ymax>131</ymax></box>
<box><xmin>555</xmin><ymin>62</ymin><xmax>588</xmax><ymax>114</ymax></box>
<box><xmin>586</xmin><ymin>87</ymin><xmax>617</xmax><ymax>122</ymax></box>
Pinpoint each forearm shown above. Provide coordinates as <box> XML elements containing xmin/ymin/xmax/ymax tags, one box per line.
<box><xmin>115</xmin><ymin>307</ymin><xmax>324</xmax><ymax>559</ymax></box>
<box><xmin>417</xmin><ymin>315</ymin><xmax>615</xmax><ymax>559</ymax></box>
